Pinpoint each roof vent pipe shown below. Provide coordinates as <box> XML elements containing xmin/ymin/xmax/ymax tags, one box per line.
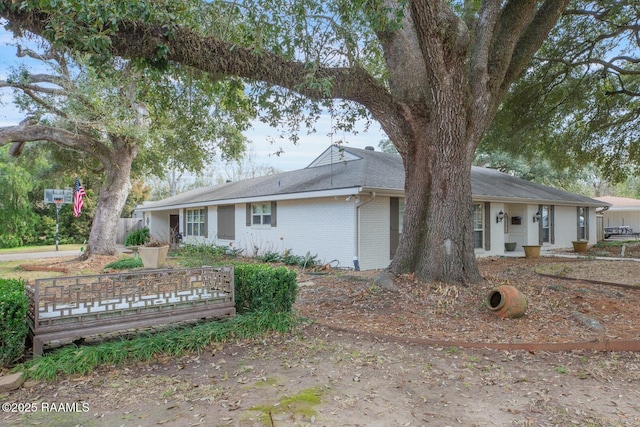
<box><xmin>364</xmin><ymin>146</ymin><xmax>375</xmax><ymax>151</ymax></box>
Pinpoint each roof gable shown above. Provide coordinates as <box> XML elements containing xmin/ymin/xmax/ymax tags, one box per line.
<box><xmin>307</xmin><ymin>145</ymin><xmax>362</xmax><ymax>167</ymax></box>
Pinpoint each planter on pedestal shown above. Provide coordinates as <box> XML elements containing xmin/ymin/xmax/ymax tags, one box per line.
<box><xmin>138</xmin><ymin>245</ymin><xmax>169</xmax><ymax>268</ymax></box>
<box><xmin>572</xmin><ymin>240</ymin><xmax>588</xmax><ymax>253</ymax></box>
<box><xmin>522</xmin><ymin>245</ymin><xmax>541</xmax><ymax>258</ymax></box>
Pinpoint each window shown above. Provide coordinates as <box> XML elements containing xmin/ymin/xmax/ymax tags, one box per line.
<box><xmin>473</xmin><ymin>203</ymin><xmax>484</xmax><ymax>249</ymax></box>
<box><xmin>252</xmin><ymin>203</ymin><xmax>271</xmax><ymax>225</ymax></box>
<box><xmin>246</xmin><ymin>202</ymin><xmax>277</xmax><ymax>227</ymax></box>
<box><xmin>541</xmin><ymin>205</ymin><xmax>550</xmax><ymax>243</ymax></box>
<box><xmin>217</xmin><ymin>205</ymin><xmax>235</xmax><ymax>240</ymax></box>
<box><xmin>578</xmin><ymin>207</ymin><xmax>589</xmax><ymax>240</ymax></box>
<box><xmin>186</xmin><ymin>208</ymin><xmax>206</xmax><ymax>236</ymax></box>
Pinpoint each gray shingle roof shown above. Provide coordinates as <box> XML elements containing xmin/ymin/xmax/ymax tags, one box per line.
<box><xmin>471</xmin><ymin>167</ymin><xmax>604</xmax><ymax>206</ymax></box>
<box><xmin>141</xmin><ymin>145</ymin><xmax>606</xmax><ymax>209</ymax></box>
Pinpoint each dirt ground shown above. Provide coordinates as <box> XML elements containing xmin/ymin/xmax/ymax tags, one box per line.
<box><xmin>2</xmin><ymin>255</ymin><xmax>640</xmax><ymax>426</ymax></box>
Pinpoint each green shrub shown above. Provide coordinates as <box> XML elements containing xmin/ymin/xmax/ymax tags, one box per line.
<box><xmin>103</xmin><ymin>257</ymin><xmax>143</xmax><ymax>270</ymax></box>
<box><xmin>234</xmin><ymin>264</ymin><xmax>298</xmax><ymax>314</ymax></box>
<box><xmin>175</xmin><ymin>242</ymin><xmax>232</xmax><ymax>267</ymax></box>
<box><xmin>257</xmin><ymin>251</ymin><xmax>282</xmax><ymax>263</ymax></box>
<box><xmin>282</xmin><ymin>249</ymin><xmax>318</xmax><ymax>268</ymax></box>
<box><xmin>125</xmin><ymin>227</ymin><xmax>149</xmax><ymax>246</ymax></box>
<box><xmin>281</xmin><ymin>249</ymin><xmax>304</xmax><ymax>266</ymax></box>
<box><xmin>0</xmin><ymin>279</ymin><xmax>29</xmax><ymax>367</ymax></box>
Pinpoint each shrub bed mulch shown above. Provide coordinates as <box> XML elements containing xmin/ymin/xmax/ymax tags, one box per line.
<box><xmin>295</xmin><ymin>257</ymin><xmax>640</xmax><ymax>351</ymax></box>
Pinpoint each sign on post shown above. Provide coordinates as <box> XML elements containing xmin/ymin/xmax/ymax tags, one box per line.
<box><xmin>44</xmin><ymin>189</ymin><xmax>73</xmax><ymax>251</ymax></box>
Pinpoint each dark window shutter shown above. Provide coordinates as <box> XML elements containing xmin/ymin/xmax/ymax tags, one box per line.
<box><xmin>217</xmin><ymin>205</ymin><xmax>235</xmax><ymax>240</ymax></box>
<box><xmin>246</xmin><ymin>203</ymin><xmax>251</xmax><ymax>226</ymax></box>
<box><xmin>271</xmin><ymin>201</ymin><xmax>277</xmax><ymax>227</ymax></box>
<box><xmin>203</xmin><ymin>207</ymin><xmax>208</xmax><ymax>238</ymax></box>
<box><xmin>550</xmin><ymin>206</ymin><xmax>555</xmax><ymax>244</ymax></box>
<box><xmin>182</xmin><ymin>209</ymin><xmax>186</xmax><ymax>236</ymax></box>
<box><xmin>390</xmin><ymin>198</ymin><xmax>399</xmax><ymax>258</ymax></box>
<box><xmin>484</xmin><ymin>202</ymin><xmax>491</xmax><ymax>251</ymax></box>
<box><xmin>538</xmin><ymin>204</ymin><xmax>543</xmax><ymax>245</ymax></box>
<box><xmin>585</xmin><ymin>207</ymin><xmax>590</xmax><ymax>240</ymax></box>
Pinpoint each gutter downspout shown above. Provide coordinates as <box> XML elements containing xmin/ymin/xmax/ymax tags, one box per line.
<box><xmin>353</xmin><ymin>191</ymin><xmax>376</xmax><ymax>271</ymax></box>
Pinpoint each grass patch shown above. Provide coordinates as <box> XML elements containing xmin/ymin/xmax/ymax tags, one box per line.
<box><xmin>17</xmin><ymin>312</ymin><xmax>306</xmax><ymax>381</ymax></box>
<box><xmin>251</xmin><ymin>386</ymin><xmax>325</xmax><ymax>424</ymax></box>
<box><xmin>592</xmin><ymin>240</ymin><xmax>637</xmax><ymax>248</ymax></box>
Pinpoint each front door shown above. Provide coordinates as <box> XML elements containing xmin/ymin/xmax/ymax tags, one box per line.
<box><xmin>506</xmin><ymin>205</ymin><xmax>526</xmax><ymax>250</ymax></box>
<box><xmin>170</xmin><ymin>214</ymin><xmax>179</xmax><ymax>244</ymax></box>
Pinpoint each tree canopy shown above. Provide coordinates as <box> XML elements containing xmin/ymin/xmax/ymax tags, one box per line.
<box><xmin>1</xmin><ymin>1</ymin><xmax>637</xmax><ymax>283</ymax></box>
<box><xmin>481</xmin><ymin>1</ymin><xmax>640</xmax><ymax>183</ymax></box>
<box><xmin>0</xmin><ymin>40</ymin><xmax>252</xmax><ymax>255</ymax></box>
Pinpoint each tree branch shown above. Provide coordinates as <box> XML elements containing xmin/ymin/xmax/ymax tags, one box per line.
<box><xmin>0</xmin><ymin>79</ymin><xmax>68</xmax><ymax>96</ymax></box>
<box><xmin>0</xmin><ymin>117</ymin><xmax>112</xmax><ymax>164</ymax></box>
<box><xmin>0</xmin><ymin>3</ymin><xmax>392</xmax><ymax>117</ymax></box>
<box><xmin>497</xmin><ymin>0</ymin><xmax>571</xmax><ymax>99</ymax></box>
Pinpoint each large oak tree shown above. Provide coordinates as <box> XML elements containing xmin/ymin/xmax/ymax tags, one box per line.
<box><xmin>0</xmin><ymin>45</ymin><xmax>250</xmax><ymax>257</ymax></box>
<box><xmin>2</xmin><ymin>0</ymin><xmax>628</xmax><ymax>283</ymax></box>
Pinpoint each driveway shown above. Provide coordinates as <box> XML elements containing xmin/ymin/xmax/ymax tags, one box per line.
<box><xmin>0</xmin><ymin>250</ymin><xmax>80</xmax><ymax>261</ymax></box>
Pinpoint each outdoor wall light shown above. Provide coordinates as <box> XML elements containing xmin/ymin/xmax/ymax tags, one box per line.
<box><xmin>533</xmin><ymin>211</ymin><xmax>541</xmax><ymax>223</ymax></box>
<box><xmin>496</xmin><ymin>211</ymin><xmax>505</xmax><ymax>223</ymax></box>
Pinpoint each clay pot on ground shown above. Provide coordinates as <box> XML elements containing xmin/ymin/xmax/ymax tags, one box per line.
<box><xmin>572</xmin><ymin>240</ymin><xmax>589</xmax><ymax>253</ymax></box>
<box><xmin>486</xmin><ymin>285</ymin><xmax>528</xmax><ymax>318</ymax></box>
<box><xmin>522</xmin><ymin>245</ymin><xmax>541</xmax><ymax>258</ymax></box>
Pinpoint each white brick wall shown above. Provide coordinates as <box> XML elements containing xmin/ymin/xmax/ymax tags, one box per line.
<box><xmin>358</xmin><ymin>197</ymin><xmax>392</xmax><ymax>270</ymax></box>
<box><xmin>213</xmin><ymin>198</ymin><xmax>357</xmax><ymax>269</ymax></box>
<box><xmin>149</xmin><ymin>198</ymin><xmax>601</xmax><ymax>269</ymax></box>
<box><xmin>147</xmin><ymin>210</ymin><xmax>174</xmax><ymax>243</ymax></box>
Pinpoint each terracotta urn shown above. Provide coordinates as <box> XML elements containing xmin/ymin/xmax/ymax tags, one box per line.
<box><xmin>486</xmin><ymin>285</ymin><xmax>527</xmax><ymax>318</ymax></box>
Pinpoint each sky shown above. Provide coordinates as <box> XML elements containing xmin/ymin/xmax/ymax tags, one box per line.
<box><xmin>0</xmin><ymin>25</ymin><xmax>387</xmax><ymax>172</ymax></box>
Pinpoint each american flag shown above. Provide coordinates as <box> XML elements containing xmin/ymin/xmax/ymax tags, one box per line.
<box><xmin>73</xmin><ymin>177</ymin><xmax>86</xmax><ymax>218</ymax></box>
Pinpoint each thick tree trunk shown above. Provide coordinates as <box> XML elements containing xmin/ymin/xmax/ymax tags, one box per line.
<box><xmin>387</xmin><ymin>83</ymin><xmax>483</xmax><ymax>285</ymax></box>
<box><xmin>390</xmin><ymin>140</ymin><xmax>481</xmax><ymax>284</ymax></box>
<box><xmin>82</xmin><ymin>146</ymin><xmax>136</xmax><ymax>258</ymax></box>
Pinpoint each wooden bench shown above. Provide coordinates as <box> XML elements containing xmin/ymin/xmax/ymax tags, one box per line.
<box><xmin>26</xmin><ymin>266</ymin><xmax>235</xmax><ymax>356</ymax></box>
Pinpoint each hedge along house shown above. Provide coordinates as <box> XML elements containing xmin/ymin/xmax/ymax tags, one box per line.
<box><xmin>137</xmin><ymin>145</ymin><xmax>608</xmax><ymax>270</ymax></box>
